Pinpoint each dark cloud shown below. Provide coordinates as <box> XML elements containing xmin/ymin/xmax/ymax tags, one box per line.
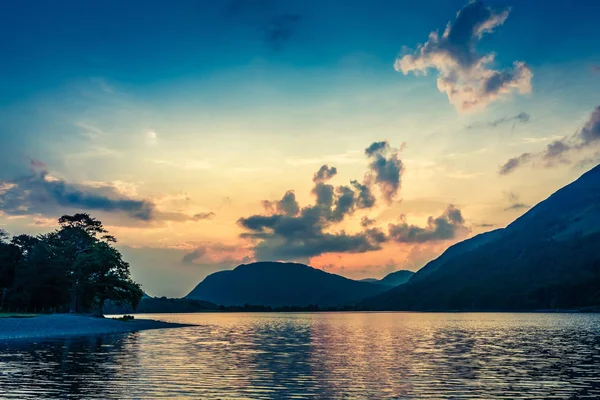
<box><xmin>0</xmin><ymin>170</ymin><xmax>153</xmax><ymax>220</ymax></box>
<box><xmin>579</xmin><ymin>106</ymin><xmax>600</xmax><ymax>144</ymax></box>
<box><xmin>313</xmin><ymin>165</ymin><xmax>337</xmax><ymax>183</ymax></box>
<box><xmin>192</xmin><ymin>212</ymin><xmax>216</xmax><ymax>221</ymax></box>
<box><xmin>364</xmin><ymin>141</ymin><xmax>404</xmax><ymax>204</ymax></box>
<box><xmin>264</xmin><ymin>13</ymin><xmax>300</xmax><ymax>51</ymax></box>
<box><xmin>543</xmin><ymin>140</ymin><xmax>571</xmax><ymax>162</ymax></box>
<box><xmin>474</xmin><ymin>223</ymin><xmax>495</xmax><ymax>228</ymax></box>
<box><xmin>395</xmin><ymin>1</ymin><xmax>532</xmax><ymax>112</ymax></box>
<box><xmin>388</xmin><ymin>205</ymin><xmax>469</xmax><ymax>243</ymax></box>
<box><xmin>360</xmin><ymin>216</ymin><xmax>376</xmax><ymax>228</ymax></box>
<box><xmin>182</xmin><ymin>248</ymin><xmax>207</xmax><ymax>264</ymax></box>
<box><xmin>468</xmin><ymin>112</ymin><xmax>530</xmax><ymax>129</ymax></box>
<box><xmin>238</xmin><ymin>162</ymin><xmax>384</xmax><ymax>260</ymax></box>
<box><xmin>500</xmin><ymin>106</ymin><xmax>600</xmax><ymax>174</ymax></box>
<box><xmin>0</xmin><ymin>168</ymin><xmax>213</xmax><ymax>223</ymax></box>
<box><xmin>499</xmin><ymin>153</ymin><xmax>533</xmax><ymax>175</ymax></box>
<box><xmin>262</xmin><ymin>190</ymin><xmax>300</xmax><ymax>217</ymax></box>
<box><xmin>277</xmin><ymin>190</ymin><xmax>300</xmax><ymax>216</ymax></box>
<box><xmin>351</xmin><ymin>180</ymin><xmax>376</xmax><ymax>209</ymax></box>
<box><xmin>592</xmin><ymin>65</ymin><xmax>600</xmax><ymax>73</ymax></box>
<box><xmin>237</xmin><ymin>141</ymin><xmax>428</xmax><ymax>261</ymax></box>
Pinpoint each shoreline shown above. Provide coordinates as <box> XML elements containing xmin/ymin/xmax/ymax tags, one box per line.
<box><xmin>0</xmin><ymin>314</ymin><xmax>193</xmax><ymax>341</ymax></box>
<box><xmin>110</xmin><ymin>307</ymin><xmax>600</xmax><ymax>315</ymax></box>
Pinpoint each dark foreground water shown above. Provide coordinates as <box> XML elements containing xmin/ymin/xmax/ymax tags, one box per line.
<box><xmin>1</xmin><ymin>313</ymin><xmax>600</xmax><ymax>399</ymax></box>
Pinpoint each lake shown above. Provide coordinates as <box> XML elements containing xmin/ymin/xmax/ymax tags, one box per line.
<box><xmin>1</xmin><ymin>312</ymin><xmax>600</xmax><ymax>399</ymax></box>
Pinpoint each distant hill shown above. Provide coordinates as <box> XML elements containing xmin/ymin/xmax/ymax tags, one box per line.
<box><xmin>186</xmin><ymin>262</ymin><xmax>390</xmax><ymax>307</ymax></box>
<box><xmin>363</xmin><ymin>164</ymin><xmax>600</xmax><ymax>311</ymax></box>
<box><xmin>359</xmin><ymin>278</ymin><xmax>380</xmax><ymax>284</ymax></box>
<box><xmin>103</xmin><ymin>296</ymin><xmax>218</xmax><ymax>314</ymax></box>
<box><xmin>359</xmin><ymin>270</ymin><xmax>414</xmax><ymax>286</ymax></box>
<box><xmin>379</xmin><ymin>270</ymin><xmax>414</xmax><ymax>286</ymax></box>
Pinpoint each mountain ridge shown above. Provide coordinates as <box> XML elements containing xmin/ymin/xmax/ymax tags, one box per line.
<box><xmin>362</xmin><ymin>164</ymin><xmax>600</xmax><ymax>310</ymax></box>
<box><xmin>186</xmin><ymin>261</ymin><xmax>390</xmax><ymax>307</ymax></box>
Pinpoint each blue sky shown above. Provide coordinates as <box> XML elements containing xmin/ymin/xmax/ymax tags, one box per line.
<box><xmin>1</xmin><ymin>0</ymin><xmax>599</xmax><ymax>296</ymax></box>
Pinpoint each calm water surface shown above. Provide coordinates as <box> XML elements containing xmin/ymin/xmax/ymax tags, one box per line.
<box><xmin>1</xmin><ymin>312</ymin><xmax>600</xmax><ymax>399</ymax></box>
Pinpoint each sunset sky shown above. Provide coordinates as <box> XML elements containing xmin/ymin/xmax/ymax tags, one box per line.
<box><xmin>1</xmin><ymin>0</ymin><xmax>599</xmax><ymax>297</ymax></box>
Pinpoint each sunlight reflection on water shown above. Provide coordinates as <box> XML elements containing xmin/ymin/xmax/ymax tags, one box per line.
<box><xmin>1</xmin><ymin>312</ymin><xmax>600</xmax><ymax>399</ymax></box>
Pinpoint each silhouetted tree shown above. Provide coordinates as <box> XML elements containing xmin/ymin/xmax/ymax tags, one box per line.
<box><xmin>0</xmin><ymin>214</ymin><xmax>143</xmax><ymax>314</ymax></box>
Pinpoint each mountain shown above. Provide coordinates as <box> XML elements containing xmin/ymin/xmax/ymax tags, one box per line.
<box><xmin>379</xmin><ymin>270</ymin><xmax>414</xmax><ymax>286</ymax></box>
<box><xmin>363</xmin><ymin>164</ymin><xmax>600</xmax><ymax>311</ymax></box>
<box><xmin>186</xmin><ymin>262</ymin><xmax>390</xmax><ymax>307</ymax></box>
<box><xmin>359</xmin><ymin>270</ymin><xmax>415</xmax><ymax>286</ymax></box>
<box><xmin>359</xmin><ymin>278</ymin><xmax>380</xmax><ymax>284</ymax></box>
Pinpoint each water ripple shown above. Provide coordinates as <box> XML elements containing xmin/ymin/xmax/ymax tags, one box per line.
<box><xmin>1</xmin><ymin>312</ymin><xmax>600</xmax><ymax>399</ymax></box>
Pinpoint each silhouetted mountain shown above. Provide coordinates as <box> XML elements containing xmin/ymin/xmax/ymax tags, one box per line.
<box><xmin>359</xmin><ymin>278</ymin><xmax>380</xmax><ymax>283</ymax></box>
<box><xmin>186</xmin><ymin>262</ymin><xmax>390</xmax><ymax>307</ymax></box>
<box><xmin>363</xmin><ymin>164</ymin><xmax>600</xmax><ymax>311</ymax></box>
<box><xmin>359</xmin><ymin>270</ymin><xmax>414</xmax><ymax>286</ymax></box>
<box><xmin>379</xmin><ymin>270</ymin><xmax>414</xmax><ymax>286</ymax></box>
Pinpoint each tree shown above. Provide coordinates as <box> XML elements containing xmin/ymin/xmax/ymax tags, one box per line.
<box><xmin>0</xmin><ymin>214</ymin><xmax>143</xmax><ymax>314</ymax></box>
<box><xmin>8</xmin><ymin>232</ymin><xmax>70</xmax><ymax>312</ymax></box>
<box><xmin>83</xmin><ymin>241</ymin><xmax>143</xmax><ymax>314</ymax></box>
<box><xmin>0</xmin><ymin>229</ymin><xmax>21</xmax><ymax>310</ymax></box>
<box><xmin>55</xmin><ymin>213</ymin><xmax>142</xmax><ymax>313</ymax></box>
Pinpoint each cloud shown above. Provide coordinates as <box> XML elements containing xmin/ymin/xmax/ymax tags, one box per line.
<box><xmin>192</xmin><ymin>212</ymin><xmax>216</xmax><ymax>221</ymax></box>
<box><xmin>468</xmin><ymin>112</ymin><xmax>530</xmax><ymax>129</ymax></box>
<box><xmin>0</xmin><ymin>167</ymin><xmax>214</xmax><ymax>223</ymax></box>
<box><xmin>365</xmin><ymin>141</ymin><xmax>404</xmax><ymax>204</ymax></box>
<box><xmin>313</xmin><ymin>165</ymin><xmax>337</xmax><ymax>183</ymax></box>
<box><xmin>236</xmin><ymin>141</ymin><xmax>460</xmax><ymax>261</ymax></box>
<box><xmin>592</xmin><ymin>65</ymin><xmax>600</xmax><ymax>73</ymax></box>
<box><xmin>388</xmin><ymin>205</ymin><xmax>470</xmax><ymax>243</ymax></box>
<box><xmin>238</xmin><ymin>163</ymin><xmax>384</xmax><ymax>260</ymax></box>
<box><xmin>262</xmin><ymin>190</ymin><xmax>300</xmax><ymax>217</ymax></box>
<box><xmin>360</xmin><ymin>216</ymin><xmax>376</xmax><ymax>227</ymax></box>
<box><xmin>579</xmin><ymin>106</ymin><xmax>600</xmax><ymax>144</ymax></box>
<box><xmin>503</xmin><ymin>192</ymin><xmax>530</xmax><ymax>211</ymax></box>
<box><xmin>181</xmin><ymin>243</ymin><xmax>251</xmax><ymax>268</ymax></box>
<box><xmin>395</xmin><ymin>1</ymin><xmax>532</xmax><ymax>112</ymax></box>
<box><xmin>264</xmin><ymin>13</ymin><xmax>300</xmax><ymax>51</ymax></box>
<box><xmin>499</xmin><ymin>106</ymin><xmax>600</xmax><ymax>174</ymax></box>
<box><xmin>498</xmin><ymin>153</ymin><xmax>533</xmax><ymax>175</ymax></box>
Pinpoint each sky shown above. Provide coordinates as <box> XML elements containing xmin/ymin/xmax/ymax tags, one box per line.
<box><xmin>1</xmin><ymin>0</ymin><xmax>599</xmax><ymax>297</ymax></box>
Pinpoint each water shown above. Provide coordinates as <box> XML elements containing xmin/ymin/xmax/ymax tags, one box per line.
<box><xmin>1</xmin><ymin>312</ymin><xmax>600</xmax><ymax>399</ymax></box>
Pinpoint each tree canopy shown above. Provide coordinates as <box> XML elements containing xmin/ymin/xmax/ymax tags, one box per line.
<box><xmin>0</xmin><ymin>213</ymin><xmax>142</xmax><ymax>314</ymax></box>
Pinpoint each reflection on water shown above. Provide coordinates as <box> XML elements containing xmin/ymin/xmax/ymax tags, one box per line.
<box><xmin>1</xmin><ymin>312</ymin><xmax>600</xmax><ymax>399</ymax></box>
